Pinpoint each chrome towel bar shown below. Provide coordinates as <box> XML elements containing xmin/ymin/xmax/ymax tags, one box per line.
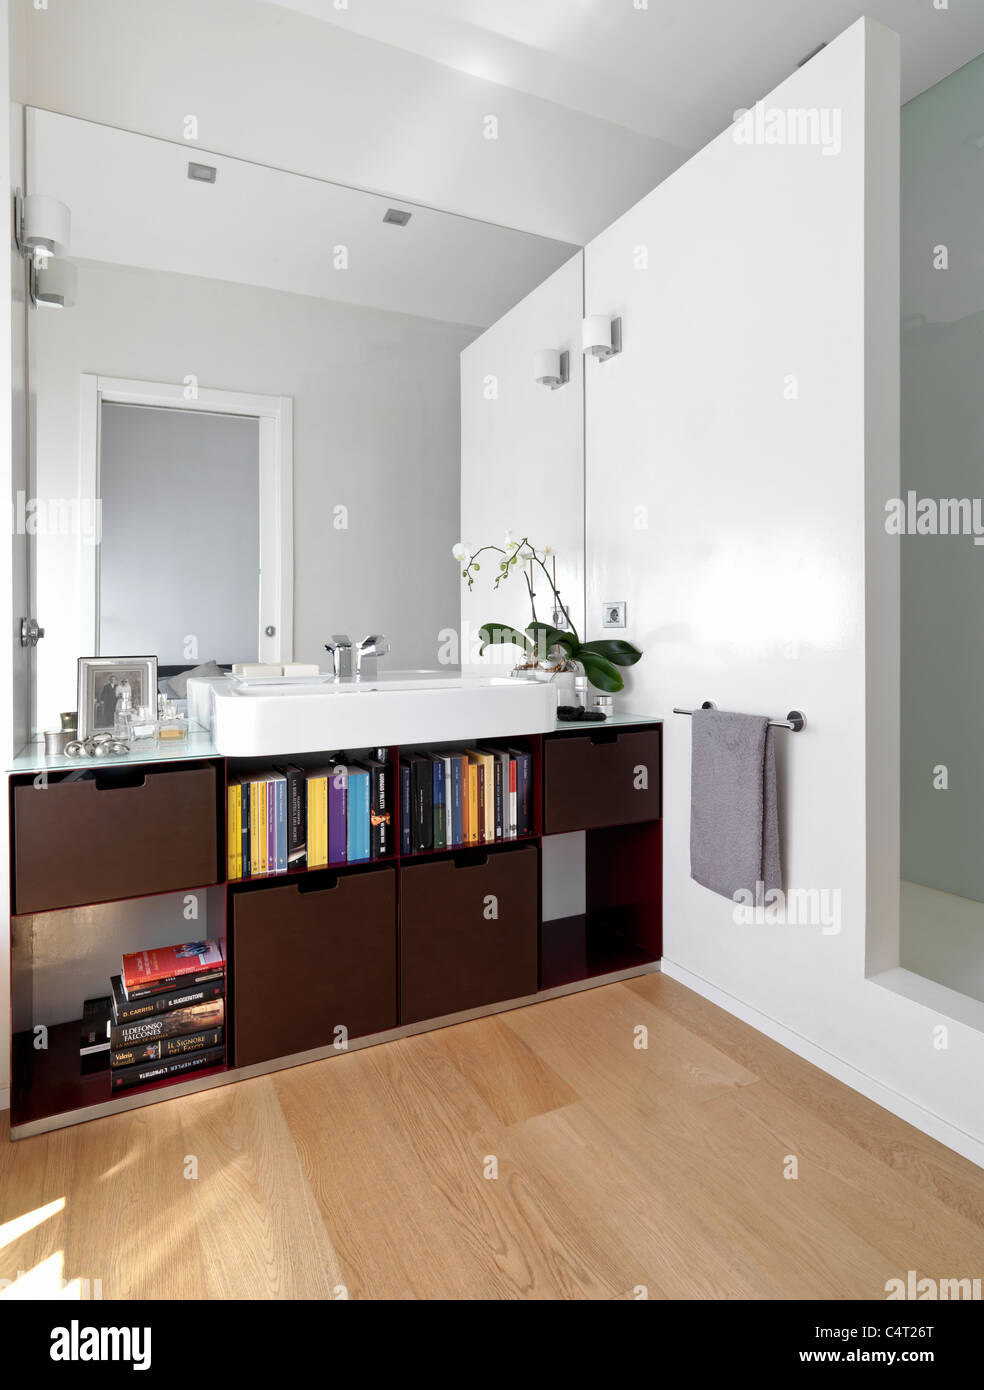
<box><xmin>673</xmin><ymin>701</ymin><xmax>806</xmax><ymax>733</ymax></box>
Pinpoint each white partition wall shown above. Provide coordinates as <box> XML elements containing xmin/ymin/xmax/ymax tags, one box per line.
<box><xmin>460</xmin><ymin>252</ymin><xmax>584</xmax><ymax>672</ymax></box>
<box><xmin>584</xmin><ymin>19</ymin><xmax>984</xmax><ymax>1162</ymax></box>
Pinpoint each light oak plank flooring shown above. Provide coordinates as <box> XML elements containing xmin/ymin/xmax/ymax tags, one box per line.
<box><xmin>1</xmin><ymin>974</ymin><xmax>982</xmax><ymax>1300</ymax></box>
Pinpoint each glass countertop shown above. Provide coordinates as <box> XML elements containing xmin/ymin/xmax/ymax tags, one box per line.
<box><xmin>7</xmin><ymin>727</ymin><xmax>221</xmax><ymax>776</ymax></box>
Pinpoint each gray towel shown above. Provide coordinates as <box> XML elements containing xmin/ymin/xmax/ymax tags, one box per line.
<box><xmin>690</xmin><ymin>709</ymin><xmax>781</xmax><ymax>902</ymax></box>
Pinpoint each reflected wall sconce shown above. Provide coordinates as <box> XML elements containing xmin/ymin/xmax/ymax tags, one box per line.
<box><xmin>14</xmin><ymin>191</ymin><xmax>71</xmax><ymax>258</ymax></box>
<box><xmin>14</xmin><ymin>189</ymin><xmax>75</xmax><ymax>310</ymax></box>
<box><xmin>582</xmin><ymin>314</ymin><xmax>622</xmax><ymax>362</ymax></box>
<box><xmin>533</xmin><ymin>347</ymin><xmax>569</xmax><ymax>390</ymax></box>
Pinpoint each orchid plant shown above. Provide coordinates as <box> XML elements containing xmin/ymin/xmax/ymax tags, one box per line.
<box><xmin>453</xmin><ymin>534</ymin><xmax>642</xmax><ymax>693</ymax></box>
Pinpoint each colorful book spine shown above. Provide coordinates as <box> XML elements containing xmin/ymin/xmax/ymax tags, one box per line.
<box><xmin>265</xmin><ymin>778</ymin><xmax>276</xmax><ymax>872</ymax></box>
<box><xmin>275</xmin><ymin>775</ymin><xmax>287</xmax><ymax>873</ymax></box>
<box><xmin>110</xmin><ymin>999</ymin><xmax>224</xmax><ymax>1050</ymax></box>
<box><xmin>509</xmin><ymin>756</ymin><xmax>518</xmax><ymax>839</ymax></box>
<box><xmin>431</xmin><ymin>755</ymin><xmax>446</xmax><ymax>850</ymax></box>
<box><xmin>408</xmin><ymin>754</ymin><xmax>432</xmax><ymax>853</ymax></box>
<box><xmin>509</xmin><ymin>749</ymin><xmax>533</xmax><ymax>836</ymax></box>
<box><xmin>227</xmin><ymin>780</ymin><xmax>241</xmax><ymax>879</ymax></box>
<box><xmin>276</xmin><ymin>763</ymin><xmax>307</xmax><ymax>869</ymax></box>
<box><xmin>305</xmin><ymin>770</ymin><xmax>329</xmax><ymax>868</ymax></box>
<box><xmin>400</xmin><ymin>761</ymin><xmax>412</xmax><ymax>855</ymax></box>
<box><xmin>465</xmin><ymin>760</ymin><xmax>479</xmax><ymax>844</ymax></box>
<box><xmin>328</xmin><ymin>764</ymin><xmax>348</xmax><ymax>864</ymax></box>
<box><xmin>450</xmin><ymin>755</ymin><xmax>464</xmax><ymax>849</ymax></box>
<box><xmin>241</xmin><ymin>781</ymin><xmax>250</xmax><ymax>876</ymax></box>
<box><xmin>250</xmin><ymin>781</ymin><xmax>261</xmax><ymax>876</ymax></box>
<box><xmin>362</xmin><ymin>758</ymin><xmax>392</xmax><ymax>860</ymax></box>
<box><xmin>346</xmin><ymin>766</ymin><xmax>371</xmax><ymax>862</ymax></box>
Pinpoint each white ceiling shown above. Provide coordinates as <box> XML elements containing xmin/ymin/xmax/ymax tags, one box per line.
<box><xmin>270</xmin><ymin>0</ymin><xmax>984</xmax><ymax>151</ymax></box>
<box><xmin>26</xmin><ymin>109</ymin><xmax>577</xmax><ymax>329</ymax></box>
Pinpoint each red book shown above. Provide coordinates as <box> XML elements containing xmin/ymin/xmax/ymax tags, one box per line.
<box><xmin>122</xmin><ymin>940</ymin><xmax>225</xmax><ymax>995</ymax></box>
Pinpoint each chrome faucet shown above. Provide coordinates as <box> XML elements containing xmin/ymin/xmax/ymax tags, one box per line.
<box><xmin>356</xmin><ymin>634</ymin><xmax>390</xmax><ymax>681</ymax></box>
<box><xmin>325</xmin><ymin>634</ymin><xmax>354</xmax><ymax>680</ymax></box>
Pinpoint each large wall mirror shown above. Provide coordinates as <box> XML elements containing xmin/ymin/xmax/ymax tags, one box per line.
<box><xmin>27</xmin><ymin>108</ymin><xmax>580</xmax><ymax>734</ymax></box>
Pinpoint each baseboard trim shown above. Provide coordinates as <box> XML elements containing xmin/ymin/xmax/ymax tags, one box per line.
<box><xmin>0</xmin><ymin>1087</ymin><xmax>9</xmax><ymax>1114</ymax></box>
<box><xmin>661</xmin><ymin>958</ymin><xmax>984</xmax><ymax>1171</ymax></box>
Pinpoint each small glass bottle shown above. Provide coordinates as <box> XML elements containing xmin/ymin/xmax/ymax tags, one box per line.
<box><xmin>156</xmin><ymin>696</ymin><xmax>189</xmax><ymax>744</ymax></box>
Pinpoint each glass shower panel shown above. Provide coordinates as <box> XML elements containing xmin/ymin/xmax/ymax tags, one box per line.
<box><xmin>901</xmin><ymin>53</ymin><xmax>984</xmax><ymax>1002</ymax></box>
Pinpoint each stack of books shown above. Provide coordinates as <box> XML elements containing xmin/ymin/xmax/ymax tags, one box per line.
<box><xmin>400</xmin><ymin>746</ymin><xmax>533</xmax><ymax>855</ymax></box>
<box><xmin>228</xmin><ymin>756</ymin><xmax>392</xmax><ymax>878</ymax></box>
<box><xmin>97</xmin><ymin>939</ymin><xmax>226</xmax><ymax>1091</ymax></box>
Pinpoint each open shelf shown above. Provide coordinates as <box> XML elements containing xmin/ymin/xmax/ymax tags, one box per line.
<box><xmin>10</xmin><ymin>1019</ymin><xmax>228</xmax><ymax>1129</ymax></box>
<box><xmin>540</xmin><ymin>910</ymin><xmax>659</xmax><ymax>991</ymax></box>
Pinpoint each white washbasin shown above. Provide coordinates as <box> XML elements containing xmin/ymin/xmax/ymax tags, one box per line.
<box><xmin>188</xmin><ymin>671</ymin><xmax>557</xmax><ymax>756</ymax></box>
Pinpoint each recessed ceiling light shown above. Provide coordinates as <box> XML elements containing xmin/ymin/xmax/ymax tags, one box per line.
<box><xmin>383</xmin><ymin>208</ymin><xmax>412</xmax><ymax>226</ymax></box>
<box><xmin>187</xmin><ymin>162</ymin><xmax>217</xmax><ymax>184</ymax></box>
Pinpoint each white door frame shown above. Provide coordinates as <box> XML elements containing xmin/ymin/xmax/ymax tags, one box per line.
<box><xmin>79</xmin><ymin>375</ymin><xmax>293</xmax><ymax>665</ymax></box>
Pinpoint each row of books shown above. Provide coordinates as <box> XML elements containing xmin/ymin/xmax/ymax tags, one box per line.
<box><xmin>227</xmin><ymin>757</ymin><xmax>391</xmax><ymax>879</ymax></box>
<box><xmin>401</xmin><ymin>746</ymin><xmax>533</xmax><ymax>854</ymax></box>
<box><xmin>80</xmin><ymin>939</ymin><xmax>226</xmax><ymax>1092</ymax></box>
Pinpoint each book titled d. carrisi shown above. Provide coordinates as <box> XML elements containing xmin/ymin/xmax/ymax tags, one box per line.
<box><xmin>110</xmin><ymin>973</ymin><xmax>225</xmax><ymax>1022</ymax></box>
<box><xmin>110</xmin><ymin>1044</ymin><xmax>226</xmax><ymax>1092</ymax></box>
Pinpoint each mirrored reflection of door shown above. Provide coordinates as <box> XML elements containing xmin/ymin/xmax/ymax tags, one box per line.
<box><xmin>98</xmin><ymin>402</ymin><xmax>260</xmax><ymax>667</ymax></box>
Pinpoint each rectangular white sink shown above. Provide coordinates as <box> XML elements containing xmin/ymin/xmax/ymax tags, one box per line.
<box><xmin>188</xmin><ymin>671</ymin><xmax>557</xmax><ymax>756</ymax></box>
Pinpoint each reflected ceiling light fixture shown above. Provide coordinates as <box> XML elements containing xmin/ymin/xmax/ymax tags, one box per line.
<box><xmin>187</xmin><ymin>161</ymin><xmax>217</xmax><ymax>183</ymax></box>
<box><xmin>582</xmin><ymin>314</ymin><xmax>622</xmax><ymax>362</ymax></box>
<box><xmin>14</xmin><ymin>190</ymin><xmax>71</xmax><ymax>258</ymax></box>
<box><xmin>533</xmin><ymin>348</ymin><xmax>569</xmax><ymax>390</ymax></box>
<box><xmin>31</xmin><ymin>256</ymin><xmax>78</xmax><ymax>310</ymax></box>
<box><xmin>383</xmin><ymin>207</ymin><xmax>412</xmax><ymax>226</ymax></box>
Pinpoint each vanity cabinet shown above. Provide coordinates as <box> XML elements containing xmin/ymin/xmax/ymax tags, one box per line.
<box><xmin>6</xmin><ymin>718</ymin><xmax>661</xmax><ymax>1138</ymax></box>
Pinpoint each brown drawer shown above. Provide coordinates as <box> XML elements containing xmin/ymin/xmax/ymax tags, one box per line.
<box><xmin>544</xmin><ymin>728</ymin><xmax>660</xmax><ymax>834</ymax></box>
<box><xmin>233</xmin><ymin>867</ymin><xmax>397</xmax><ymax>1067</ymax></box>
<box><xmin>400</xmin><ymin>845</ymin><xmax>538</xmax><ymax>1025</ymax></box>
<box><xmin>13</xmin><ymin>765</ymin><xmax>219</xmax><ymax>913</ymax></box>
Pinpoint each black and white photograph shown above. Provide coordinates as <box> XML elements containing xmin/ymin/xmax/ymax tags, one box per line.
<box><xmin>76</xmin><ymin>656</ymin><xmax>157</xmax><ymax>739</ymax></box>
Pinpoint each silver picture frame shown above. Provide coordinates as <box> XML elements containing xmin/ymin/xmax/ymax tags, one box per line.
<box><xmin>77</xmin><ymin>656</ymin><xmax>158</xmax><ymax>740</ymax></box>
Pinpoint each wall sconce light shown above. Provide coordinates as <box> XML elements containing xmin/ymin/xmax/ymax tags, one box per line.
<box><xmin>582</xmin><ymin>314</ymin><xmax>622</xmax><ymax>362</ymax></box>
<box><xmin>31</xmin><ymin>256</ymin><xmax>78</xmax><ymax>310</ymax></box>
<box><xmin>14</xmin><ymin>191</ymin><xmax>71</xmax><ymax>258</ymax></box>
<box><xmin>533</xmin><ymin>348</ymin><xmax>569</xmax><ymax>390</ymax></box>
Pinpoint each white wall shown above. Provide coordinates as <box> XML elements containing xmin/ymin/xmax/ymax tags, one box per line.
<box><xmin>33</xmin><ymin>260</ymin><xmax>475</xmax><ymax>732</ymax></box>
<box><xmin>585</xmin><ymin>20</ymin><xmax>984</xmax><ymax>1164</ymax></box>
<box><xmin>460</xmin><ymin>251</ymin><xmax>584</xmax><ymax>668</ymax></box>
<box><xmin>10</xmin><ymin>0</ymin><xmax>684</xmax><ymax>247</ymax></box>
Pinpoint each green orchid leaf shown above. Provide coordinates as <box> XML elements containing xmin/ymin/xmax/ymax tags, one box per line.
<box><xmin>478</xmin><ymin>623</ymin><xmax>534</xmax><ymax>656</ymax></box>
<box><xmin>577</xmin><ymin>652</ymin><xmax>624</xmax><ymax>693</ymax></box>
<box><xmin>577</xmin><ymin>638</ymin><xmax>642</xmax><ymax>668</ymax></box>
<box><xmin>526</xmin><ymin>622</ymin><xmax>578</xmax><ymax>659</ymax></box>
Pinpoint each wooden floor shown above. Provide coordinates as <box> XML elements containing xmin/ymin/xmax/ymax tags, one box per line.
<box><xmin>2</xmin><ymin>973</ymin><xmax>983</xmax><ymax>1300</ymax></box>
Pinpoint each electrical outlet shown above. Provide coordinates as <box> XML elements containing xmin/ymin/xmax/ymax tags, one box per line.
<box><xmin>603</xmin><ymin>601</ymin><xmax>626</xmax><ymax>629</ymax></box>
